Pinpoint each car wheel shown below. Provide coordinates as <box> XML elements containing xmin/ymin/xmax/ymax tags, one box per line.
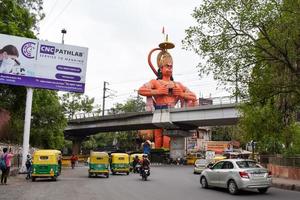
<box><xmin>200</xmin><ymin>177</ymin><xmax>208</xmax><ymax>188</ymax></box>
<box><xmin>258</xmin><ymin>188</ymin><xmax>268</xmax><ymax>194</ymax></box>
<box><xmin>228</xmin><ymin>180</ymin><xmax>239</xmax><ymax>195</ymax></box>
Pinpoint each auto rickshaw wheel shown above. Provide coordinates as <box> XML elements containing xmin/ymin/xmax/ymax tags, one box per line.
<box><xmin>31</xmin><ymin>177</ymin><xmax>36</xmax><ymax>182</ymax></box>
<box><xmin>51</xmin><ymin>176</ymin><xmax>57</xmax><ymax>181</ymax></box>
<box><xmin>88</xmin><ymin>173</ymin><xmax>92</xmax><ymax>178</ymax></box>
<box><xmin>106</xmin><ymin>173</ymin><xmax>109</xmax><ymax>178</ymax></box>
<box><xmin>126</xmin><ymin>172</ymin><xmax>129</xmax><ymax>175</ymax></box>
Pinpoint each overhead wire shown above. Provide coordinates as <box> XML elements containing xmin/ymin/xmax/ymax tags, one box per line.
<box><xmin>44</xmin><ymin>0</ymin><xmax>59</xmax><ymax>21</ymax></box>
<box><xmin>41</xmin><ymin>0</ymin><xmax>74</xmax><ymax>34</ymax></box>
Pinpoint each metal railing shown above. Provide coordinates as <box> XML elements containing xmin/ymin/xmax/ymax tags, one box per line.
<box><xmin>67</xmin><ymin>95</ymin><xmax>241</xmax><ymax>121</ymax></box>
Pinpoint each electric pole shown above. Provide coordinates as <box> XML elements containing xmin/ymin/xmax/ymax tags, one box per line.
<box><xmin>102</xmin><ymin>81</ymin><xmax>109</xmax><ymax>116</ymax></box>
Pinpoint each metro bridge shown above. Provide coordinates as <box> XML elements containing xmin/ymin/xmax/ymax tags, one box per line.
<box><xmin>64</xmin><ymin>103</ymin><xmax>240</xmax><ymax>138</ymax></box>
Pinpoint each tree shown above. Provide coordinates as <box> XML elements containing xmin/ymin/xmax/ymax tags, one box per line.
<box><xmin>60</xmin><ymin>93</ymin><xmax>95</xmax><ymax>119</ymax></box>
<box><xmin>108</xmin><ymin>95</ymin><xmax>146</xmax><ymax>114</ymax></box>
<box><xmin>211</xmin><ymin>126</ymin><xmax>243</xmax><ymax>143</ymax></box>
<box><xmin>0</xmin><ymin>0</ymin><xmax>67</xmax><ymax>149</ymax></box>
<box><xmin>183</xmin><ymin>0</ymin><xmax>300</xmax><ymax>98</ymax></box>
<box><xmin>30</xmin><ymin>90</ymin><xmax>66</xmax><ymax>148</ymax></box>
<box><xmin>0</xmin><ymin>0</ymin><xmax>44</xmax><ymax>38</ymax></box>
<box><xmin>83</xmin><ymin>96</ymin><xmax>146</xmax><ymax>152</ymax></box>
<box><xmin>183</xmin><ymin>0</ymin><xmax>300</xmax><ymax>154</ymax></box>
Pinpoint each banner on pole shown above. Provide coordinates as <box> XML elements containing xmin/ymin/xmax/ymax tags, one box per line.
<box><xmin>0</xmin><ymin>34</ymin><xmax>88</xmax><ymax>93</ymax></box>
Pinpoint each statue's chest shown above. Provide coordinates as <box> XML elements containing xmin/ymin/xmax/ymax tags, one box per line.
<box><xmin>156</xmin><ymin>80</ymin><xmax>175</xmax><ymax>88</ymax></box>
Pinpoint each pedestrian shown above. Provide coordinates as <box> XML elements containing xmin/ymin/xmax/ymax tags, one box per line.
<box><xmin>1</xmin><ymin>147</ymin><xmax>14</xmax><ymax>185</ymax></box>
<box><xmin>70</xmin><ymin>154</ymin><xmax>78</xmax><ymax>169</ymax></box>
<box><xmin>25</xmin><ymin>154</ymin><xmax>32</xmax><ymax>180</ymax></box>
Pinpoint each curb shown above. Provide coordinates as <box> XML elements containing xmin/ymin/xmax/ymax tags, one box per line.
<box><xmin>272</xmin><ymin>183</ymin><xmax>300</xmax><ymax>192</ymax></box>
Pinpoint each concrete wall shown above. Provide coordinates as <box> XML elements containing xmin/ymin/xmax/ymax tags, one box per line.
<box><xmin>267</xmin><ymin>164</ymin><xmax>300</xmax><ymax>180</ymax></box>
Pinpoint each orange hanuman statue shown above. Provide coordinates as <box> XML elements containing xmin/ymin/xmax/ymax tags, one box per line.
<box><xmin>138</xmin><ymin>38</ymin><xmax>198</xmax><ymax>149</ymax></box>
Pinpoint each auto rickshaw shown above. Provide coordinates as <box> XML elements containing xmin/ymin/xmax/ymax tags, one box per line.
<box><xmin>88</xmin><ymin>151</ymin><xmax>109</xmax><ymax>178</ymax></box>
<box><xmin>187</xmin><ymin>152</ymin><xmax>203</xmax><ymax>165</ymax></box>
<box><xmin>129</xmin><ymin>153</ymin><xmax>145</xmax><ymax>171</ymax></box>
<box><xmin>110</xmin><ymin>153</ymin><xmax>130</xmax><ymax>175</ymax></box>
<box><xmin>31</xmin><ymin>149</ymin><xmax>62</xmax><ymax>181</ymax></box>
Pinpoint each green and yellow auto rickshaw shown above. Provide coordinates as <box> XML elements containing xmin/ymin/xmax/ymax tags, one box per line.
<box><xmin>31</xmin><ymin>149</ymin><xmax>62</xmax><ymax>181</ymax></box>
<box><xmin>88</xmin><ymin>151</ymin><xmax>109</xmax><ymax>178</ymax></box>
<box><xmin>110</xmin><ymin>153</ymin><xmax>130</xmax><ymax>175</ymax></box>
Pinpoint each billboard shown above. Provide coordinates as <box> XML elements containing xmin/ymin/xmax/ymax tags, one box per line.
<box><xmin>0</xmin><ymin>34</ymin><xmax>88</xmax><ymax>93</ymax></box>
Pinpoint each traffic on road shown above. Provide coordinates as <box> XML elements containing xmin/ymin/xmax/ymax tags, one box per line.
<box><xmin>1</xmin><ymin>163</ymin><xmax>299</xmax><ymax>200</ymax></box>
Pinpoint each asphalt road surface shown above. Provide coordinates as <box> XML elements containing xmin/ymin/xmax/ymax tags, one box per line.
<box><xmin>0</xmin><ymin>165</ymin><xmax>299</xmax><ymax>200</ymax></box>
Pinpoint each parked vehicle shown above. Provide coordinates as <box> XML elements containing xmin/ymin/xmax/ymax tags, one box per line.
<box><xmin>88</xmin><ymin>151</ymin><xmax>109</xmax><ymax>178</ymax></box>
<box><xmin>186</xmin><ymin>152</ymin><xmax>203</xmax><ymax>165</ymax></box>
<box><xmin>200</xmin><ymin>159</ymin><xmax>272</xmax><ymax>195</ymax></box>
<box><xmin>110</xmin><ymin>153</ymin><xmax>130</xmax><ymax>175</ymax></box>
<box><xmin>31</xmin><ymin>150</ymin><xmax>62</xmax><ymax>182</ymax></box>
<box><xmin>193</xmin><ymin>159</ymin><xmax>209</xmax><ymax>174</ymax></box>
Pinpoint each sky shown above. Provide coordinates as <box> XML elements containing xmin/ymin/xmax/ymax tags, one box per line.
<box><xmin>38</xmin><ymin>0</ymin><xmax>229</xmax><ymax>110</ymax></box>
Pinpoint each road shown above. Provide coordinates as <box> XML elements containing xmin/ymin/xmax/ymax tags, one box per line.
<box><xmin>0</xmin><ymin>165</ymin><xmax>299</xmax><ymax>200</ymax></box>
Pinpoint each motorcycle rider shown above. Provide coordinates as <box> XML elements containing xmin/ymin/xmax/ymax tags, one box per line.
<box><xmin>133</xmin><ymin>155</ymin><xmax>140</xmax><ymax>173</ymax></box>
<box><xmin>140</xmin><ymin>154</ymin><xmax>150</xmax><ymax>176</ymax></box>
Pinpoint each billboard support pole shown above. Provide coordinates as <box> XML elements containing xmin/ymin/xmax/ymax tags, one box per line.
<box><xmin>20</xmin><ymin>87</ymin><xmax>34</xmax><ymax>172</ymax></box>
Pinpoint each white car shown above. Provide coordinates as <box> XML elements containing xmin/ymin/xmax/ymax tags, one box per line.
<box><xmin>193</xmin><ymin>159</ymin><xmax>210</xmax><ymax>174</ymax></box>
<box><xmin>200</xmin><ymin>159</ymin><xmax>272</xmax><ymax>194</ymax></box>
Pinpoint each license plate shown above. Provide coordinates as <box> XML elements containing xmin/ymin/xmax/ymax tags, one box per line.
<box><xmin>252</xmin><ymin>173</ymin><xmax>264</xmax><ymax>177</ymax></box>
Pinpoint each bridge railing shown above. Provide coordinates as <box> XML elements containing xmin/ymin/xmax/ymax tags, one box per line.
<box><xmin>68</xmin><ymin>96</ymin><xmax>241</xmax><ymax>120</ymax></box>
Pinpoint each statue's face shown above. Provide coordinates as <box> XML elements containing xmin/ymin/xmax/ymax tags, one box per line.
<box><xmin>161</xmin><ymin>56</ymin><xmax>173</xmax><ymax>77</ymax></box>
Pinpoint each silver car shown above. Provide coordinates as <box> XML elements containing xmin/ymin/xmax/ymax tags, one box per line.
<box><xmin>194</xmin><ymin>159</ymin><xmax>210</xmax><ymax>174</ymax></box>
<box><xmin>200</xmin><ymin>159</ymin><xmax>272</xmax><ymax>194</ymax></box>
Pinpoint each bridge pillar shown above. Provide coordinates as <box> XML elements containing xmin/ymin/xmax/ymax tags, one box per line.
<box><xmin>165</xmin><ymin>130</ymin><xmax>193</xmax><ymax>160</ymax></box>
<box><xmin>71</xmin><ymin>137</ymin><xmax>84</xmax><ymax>155</ymax></box>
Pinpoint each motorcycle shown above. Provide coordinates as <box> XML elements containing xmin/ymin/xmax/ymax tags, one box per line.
<box><xmin>134</xmin><ymin>163</ymin><xmax>141</xmax><ymax>173</ymax></box>
<box><xmin>140</xmin><ymin>167</ymin><xmax>150</xmax><ymax>181</ymax></box>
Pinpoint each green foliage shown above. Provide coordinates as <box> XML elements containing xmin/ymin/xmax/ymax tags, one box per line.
<box><xmin>0</xmin><ymin>0</ymin><xmax>67</xmax><ymax>148</ymax></box>
<box><xmin>183</xmin><ymin>0</ymin><xmax>300</xmax><ymax>98</ymax></box>
<box><xmin>184</xmin><ymin>0</ymin><xmax>300</xmax><ymax>155</ymax></box>
<box><xmin>211</xmin><ymin>126</ymin><xmax>243</xmax><ymax>143</ymax></box>
<box><xmin>0</xmin><ymin>0</ymin><xmax>44</xmax><ymax>37</ymax></box>
<box><xmin>108</xmin><ymin>95</ymin><xmax>146</xmax><ymax>114</ymax></box>
<box><xmin>30</xmin><ymin>89</ymin><xmax>66</xmax><ymax>149</ymax></box>
<box><xmin>60</xmin><ymin>93</ymin><xmax>95</xmax><ymax>119</ymax></box>
<box><xmin>239</xmin><ymin>102</ymin><xmax>284</xmax><ymax>154</ymax></box>
<box><xmin>282</xmin><ymin>123</ymin><xmax>300</xmax><ymax>155</ymax></box>
<box><xmin>83</xmin><ymin>96</ymin><xmax>146</xmax><ymax>152</ymax></box>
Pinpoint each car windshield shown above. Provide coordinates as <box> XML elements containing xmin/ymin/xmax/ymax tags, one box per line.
<box><xmin>195</xmin><ymin>159</ymin><xmax>207</xmax><ymax>165</ymax></box>
<box><xmin>236</xmin><ymin>161</ymin><xmax>260</xmax><ymax>168</ymax></box>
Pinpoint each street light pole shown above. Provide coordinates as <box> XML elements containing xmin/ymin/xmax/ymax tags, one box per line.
<box><xmin>61</xmin><ymin>28</ymin><xmax>67</xmax><ymax>44</ymax></box>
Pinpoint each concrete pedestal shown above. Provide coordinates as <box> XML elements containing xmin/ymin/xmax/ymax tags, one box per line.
<box><xmin>72</xmin><ymin>138</ymin><xmax>83</xmax><ymax>155</ymax></box>
<box><xmin>165</xmin><ymin>130</ymin><xmax>193</xmax><ymax>160</ymax></box>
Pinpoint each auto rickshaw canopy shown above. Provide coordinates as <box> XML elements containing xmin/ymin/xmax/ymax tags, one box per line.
<box><xmin>111</xmin><ymin>153</ymin><xmax>129</xmax><ymax>163</ymax></box>
<box><xmin>32</xmin><ymin>149</ymin><xmax>62</xmax><ymax>165</ymax></box>
<box><xmin>90</xmin><ymin>151</ymin><xmax>109</xmax><ymax>164</ymax></box>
